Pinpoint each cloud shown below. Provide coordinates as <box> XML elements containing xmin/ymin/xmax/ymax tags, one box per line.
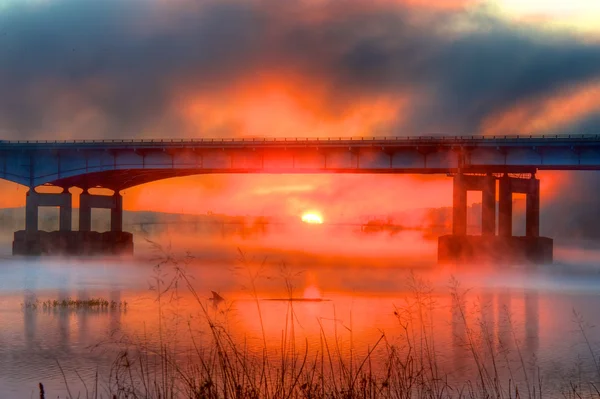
<box><xmin>2</xmin><ymin>0</ymin><xmax>600</xmax><ymax>240</ymax></box>
<box><xmin>0</xmin><ymin>0</ymin><xmax>599</xmax><ymax>139</ymax></box>
<box><xmin>481</xmin><ymin>81</ymin><xmax>600</xmax><ymax>136</ymax></box>
<box><xmin>565</xmin><ymin>113</ymin><xmax>600</xmax><ymax>134</ymax></box>
<box><xmin>542</xmin><ymin>169</ymin><xmax>600</xmax><ymax>240</ymax></box>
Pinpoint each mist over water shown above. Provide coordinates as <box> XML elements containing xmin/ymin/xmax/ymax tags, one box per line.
<box><xmin>2</xmin><ymin>227</ymin><xmax>600</xmax><ymax>397</ymax></box>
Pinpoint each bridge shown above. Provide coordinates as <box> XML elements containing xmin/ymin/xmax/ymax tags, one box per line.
<box><xmin>3</xmin><ymin>134</ymin><xmax>600</xmax><ymax>260</ymax></box>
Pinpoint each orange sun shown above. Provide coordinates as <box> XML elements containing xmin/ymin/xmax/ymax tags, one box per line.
<box><xmin>301</xmin><ymin>212</ymin><xmax>323</xmax><ymax>224</ymax></box>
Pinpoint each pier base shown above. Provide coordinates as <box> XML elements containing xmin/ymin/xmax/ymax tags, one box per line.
<box><xmin>438</xmin><ymin>235</ymin><xmax>553</xmax><ymax>264</ymax></box>
<box><xmin>12</xmin><ymin>231</ymin><xmax>134</xmax><ymax>256</ymax></box>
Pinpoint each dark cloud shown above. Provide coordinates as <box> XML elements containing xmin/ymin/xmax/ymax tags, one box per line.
<box><xmin>0</xmin><ymin>0</ymin><xmax>270</xmax><ymax>137</ymax></box>
<box><xmin>559</xmin><ymin>112</ymin><xmax>600</xmax><ymax>135</ymax></box>
<box><xmin>0</xmin><ymin>0</ymin><xmax>599</xmax><ymax>139</ymax></box>
<box><xmin>542</xmin><ymin>172</ymin><xmax>600</xmax><ymax>240</ymax></box>
<box><xmin>540</xmin><ymin>112</ymin><xmax>600</xmax><ymax>240</ymax></box>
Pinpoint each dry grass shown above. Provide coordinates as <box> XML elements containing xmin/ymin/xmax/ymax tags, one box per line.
<box><xmin>40</xmin><ymin>243</ymin><xmax>600</xmax><ymax>398</ymax></box>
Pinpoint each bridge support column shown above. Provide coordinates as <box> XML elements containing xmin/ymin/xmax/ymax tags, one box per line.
<box><xmin>78</xmin><ymin>191</ymin><xmax>123</xmax><ymax>232</ymax></box>
<box><xmin>452</xmin><ymin>174</ymin><xmax>467</xmax><ymax>236</ymax></box>
<box><xmin>526</xmin><ymin>177</ymin><xmax>540</xmax><ymax>237</ymax></box>
<box><xmin>59</xmin><ymin>199</ymin><xmax>72</xmax><ymax>232</ymax></box>
<box><xmin>25</xmin><ymin>190</ymin><xmax>39</xmax><ymax>232</ymax></box>
<box><xmin>482</xmin><ymin>174</ymin><xmax>496</xmax><ymax>236</ymax></box>
<box><xmin>25</xmin><ymin>189</ymin><xmax>72</xmax><ymax>232</ymax></box>
<box><xmin>111</xmin><ymin>193</ymin><xmax>123</xmax><ymax>233</ymax></box>
<box><xmin>498</xmin><ymin>175</ymin><xmax>512</xmax><ymax>237</ymax></box>
<box><xmin>452</xmin><ymin>173</ymin><xmax>495</xmax><ymax>235</ymax></box>
<box><xmin>79</xmin><ymin>190</ymin><xmax>92</xmax><ymax>232</ymax></box>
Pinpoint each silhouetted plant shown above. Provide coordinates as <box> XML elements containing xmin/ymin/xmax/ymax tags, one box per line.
<box><xmin>40</xmin><ymin>242</ymin><xmax>600</xmax><ymax>398</ymax></box>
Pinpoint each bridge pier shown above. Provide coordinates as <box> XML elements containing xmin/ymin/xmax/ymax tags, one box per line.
<box><xmin>482</xmin><ymin>174</ymin><xmax>496</xmax><ymax>237</ymax></box>
<box><xmin>452</xmin><ymin>173</ymin><xmax>496</xmax><ymax>236</ymax></box>
<box><xmin>526</xmin><ymin>178</ymin><xmax>540</xmax><ymax>238</ymax></box>
<box><xmin>439</xmin><ymin>173</ymin><xmax>552</xmax><ymax>264</ymax></box>
<box><xmin>25</xmin><ymin>189</ymin><xmax>72</xmax><ymax>232</ymax></box>
<box><xmin>80</xmin><ymin>190</ymin><xmax>123</xmax><ymax>232</ymax></box>
<box><xmin>499</xmin><ymin>175</ymin><xmax>512</xmax><ymax>237</ymax></box>
<box><xmin>452</xmin><ymin>174</ymin><xmax>467</xmax><ymax>236</ymax></box>
<box><xmin>14</xmin><ymin>188</ymin><xmax>132</xmax><ymax>256</ymax></box>
<box><xmin>111</xmin><ymin>193</ymin><xmax>123</xmax><ymax>233</ymax></box>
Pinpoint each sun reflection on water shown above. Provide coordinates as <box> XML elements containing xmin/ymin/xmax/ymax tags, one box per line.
<box><xmin>303</xmin><ymin>284</ymin><xmax>322</xmax><ymax>299</ymax></box>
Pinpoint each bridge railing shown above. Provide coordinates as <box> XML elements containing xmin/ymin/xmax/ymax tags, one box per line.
<box><xmin>1</xmin><ymin>133</ymin><xmax>599</xmax><ymax>145</ymax></box>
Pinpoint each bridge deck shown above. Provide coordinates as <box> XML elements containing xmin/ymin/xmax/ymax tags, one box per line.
<box><xmin>2</xmin><ymin>134</ymin><xmax>600</xmax><ymax>189</ymax></box>
<box><xmin>2</xmin><ymin>134</ymin><xmax>600</xmax><ymax>149</ymax></box>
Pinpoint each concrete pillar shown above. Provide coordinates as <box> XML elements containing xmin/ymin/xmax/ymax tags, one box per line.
<box><xmin>482</xmin><ymin>174</ymin><xmax>496</xmax><ymax>236</ymax></box>
<box><xmin>25</xmin><ymin>189</ymin><xmax>72</xmax><ymax>232</ymax></box>
<box><xmin>452</xmin><ymin>174</ymin><xmax>467</xmax><ymax>236</ymax></box>
<box><xmin>79</xmin><ymin>190</ymin><xmax>92</xmax><ymax>232</ymax></box>
<box><xmin>498</xmin><ymin>175</ymin><xmax>512</xmax><ymax>237</ymax></box>
<box><xmin>58</xmin><ymin>188</ymin><xmax>72</xmax><ymax>232</ymax></box>
<box><xmin>111</xmin><ymin>192</ymin><xmax>123</xmax><ymax>232</ymax></box>
<box><xmin>79</xmin><ymin>191</ymin><xmax>123</xmax><ymax>232</ymax></box>
<box><xmin>25</xmin><ymin>190</ymin><xmax>39</xmax><ymax>232</ymax></box>
<box><xmin>59</xmin><ymin>199</ymin><xmax>72</xmax><ymax>232</ymax></box>
<box><xmin>526</xmin><ymin>178</ymin><xmax>540</xmax><ymax>237</ymax></box>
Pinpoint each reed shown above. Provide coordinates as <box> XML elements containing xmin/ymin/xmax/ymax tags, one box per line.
<box><xmin>42</xmin><ymin>243</ymin><xmax>600</xmax><ymax>399</ymax></box>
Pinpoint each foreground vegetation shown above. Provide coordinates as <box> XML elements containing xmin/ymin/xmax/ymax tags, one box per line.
<box><xmin>38</xmin><ymin>245</ymin><xmax>600</xmax><ymax>399</ymax></box>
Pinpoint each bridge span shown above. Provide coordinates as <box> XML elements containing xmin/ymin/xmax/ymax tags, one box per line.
<box><xmin>3</xmin><ymin>134</ymin><xmax>598</xmax><ymax>260</ymax></box>
<box><xmin>2</xmin><ymin>134</ymin><xmax>600</xmax><ymax>188</ymax></box>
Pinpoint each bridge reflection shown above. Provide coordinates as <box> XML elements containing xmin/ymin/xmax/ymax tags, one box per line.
<box><xmin>451</xmin><ymin>288</ymin><xmax>539</xmax><ymax>377</ymax></box>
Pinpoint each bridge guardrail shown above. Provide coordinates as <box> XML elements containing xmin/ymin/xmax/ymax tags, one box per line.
<box><xmin>1</xmin><ymin>133</ymin><xmax>599</xmax><ymax>145</ymax></box>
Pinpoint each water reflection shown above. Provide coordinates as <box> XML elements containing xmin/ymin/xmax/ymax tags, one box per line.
<box><xmin>444</xmin><ymin>283</ymin><xmax>542</xmax><ymax>389</ymax></box>
<box><xmin>0</xmin><ymin>251</ymin><xmax>599</xmax><ymax>397</ymax></box>
<box><xmin>497</xmin><ymin>289</ymin><xmax>512</xmax><ymax>354</ymax></box>
<box><xmin>23</xmin><ymin>266</ymin><xmax>38</xmax><ymax>346</ymax></box>
<box><xmin>58</xmin><ymin>289</ymin><xmax>70</xmax><ymax>353</ymax></box>
<box><xmin>109</xmin><ymin>288</ymin><xmax>121</xmax><ymax>334</ymax></box>
<box><xmin>524</xmin><ymin>289</ymin><xmax>540</xmax><ymax>356</ymax></box>
<box><xmin>480</xmin><ymin>291</ymin><xmax>495</xmax><ymax>342</ymax></box>
<box><xmin>451</xmin><ymin>289</ymin><xmax>467</xmax><ymax>376</ymax></box>
<box><xmin>24</xmin><ymin>290</ymin><xmax>37</xmax><ymax>345</ymax></box>
<box><xmin>78</xmin><ymin>289</ymin><xmax>89</xmax><ymax>342</ymax></box>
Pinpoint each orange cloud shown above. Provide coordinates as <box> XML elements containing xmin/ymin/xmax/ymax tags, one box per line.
<box><xmin>481</xmin><ymin>80</ymin><xmax>600</xmax><ymax>136</ymax></box>
<box><xmin>176</xmin><ymin>74</ymin><xmax>408</xmax><ymax>138</ymax></box>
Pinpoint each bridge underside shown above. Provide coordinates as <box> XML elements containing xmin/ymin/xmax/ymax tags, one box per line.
<box><xmin>50</xmin><ymin>169</ymin><xmax>209</xmax><ymax>191</ymax></box>
<box><xmin>40</xmin><ymin>167</ymin><xmax>544</xmax><ymax>191</ymax></box>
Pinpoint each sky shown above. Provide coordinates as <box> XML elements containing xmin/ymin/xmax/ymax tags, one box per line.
<box><xmin>0</xmin><ymin>0</ymin><xmax>599</xmax><ymax>226</ymax></box>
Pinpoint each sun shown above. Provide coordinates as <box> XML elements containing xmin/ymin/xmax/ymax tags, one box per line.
<box><xmin>301</xmin><ymin>211</ymin><xmax>323</xmax><ymax>224</ymax></box>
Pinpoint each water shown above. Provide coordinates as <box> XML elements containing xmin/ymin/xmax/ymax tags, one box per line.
<box><xmin>2</xmin><ymin>234</ymin><xmax>600</xmax><ymax>397</ymax></box>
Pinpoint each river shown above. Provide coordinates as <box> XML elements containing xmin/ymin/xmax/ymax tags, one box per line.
<box><xmin>1</xmin><ymin>231</ymin><xmax>600</xmax><ymax>398</ymax></box>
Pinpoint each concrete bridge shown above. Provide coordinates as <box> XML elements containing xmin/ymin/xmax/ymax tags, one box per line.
<box><xmin>3</xmin><ymin>134</ymin><xmax>600</xmax><ymax>260</ymax></box>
